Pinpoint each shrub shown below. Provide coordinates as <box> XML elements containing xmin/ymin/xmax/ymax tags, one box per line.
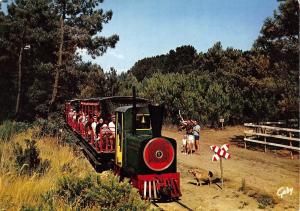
<box><xmin>33</xmin><ymin>118</ymin><xmax>62</xmax><ymax>138</ymax></box>
<box><xmin>238</xmin><ymin>201</ymin><xmax>249</xmax><ymax>209</ymax></box>
<box><xmin>33</xmin><ymin>118</ymin><xmax>74</xmax><ymax>145</ymax></box>
<box><xmin>257</xmin><ymin>194</ymin><xmax>275</xmax><ymax>209</ymax></box>
<box><xmin>0</xmin><ymin>120</ymin><xmax>30</xmax><ymax>142</ymax></box>
<box><xmin>19</xmin><ymin>204</ymin><xmax>42</xmax><ymax>211</ymax></box>
<box><xmin>13</xmin><ymin>139</ymin><xmax>50</xmax><ymax>175</ymax></box>
<box><xmin>47</xmin><ymin>172</ymin><xmax>150</xmax><ymax>210</ymax></box>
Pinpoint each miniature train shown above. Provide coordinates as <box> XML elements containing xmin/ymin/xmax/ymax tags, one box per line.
<box><xmin>65</xmin><ymin>93</ymin><xmax>181</xmax><ymax>200</ymax></box>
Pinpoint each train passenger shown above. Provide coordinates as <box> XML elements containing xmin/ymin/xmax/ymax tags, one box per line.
<box><xmin>72</xmin><ymin>110</ymin><xmax>78</xmax><ymax>130</ymax></box>
<box><xmin>81</xmin><ymin>112</ymin><xmax>87</xmax><ymax>125</ymax></box>
<box><xmin>107</xmin><ymin>115</ymin><xmax>116</xmax><ymax>150</ymax></box>
<box><xmin>101</xmin><ymin>123</ymin><xmax>111</xmax><ymax>138</ymax></box>
<box><xmin>95</xmin><ymin>118</ymin><xmax>104</xmax><ymax>140</ymax></box>
<box><xmin>83</xmin><ymin>113</ymin><xmax>89</xmax><ymax>136</ymax></box>
<box><xmin>77</xmin><ymin>111</ymin><xmax>82</xmax><ymax>122</ymax></box>
<box><xmin>101</xmin><ymin>123</ymin><xmax>113</xmax><ymax>149</ymax></box>
<box><xmin>91</xmin><ymin>116</ymin><xmax>98</xmax><ymax>136</ymax></box>
<box><xmin>94</xmin><ymin>110</ymin><xmax>100</xmax><ymax>118</ymax></box>
<box><xmin>85</xmin><ymin>114</ymin><xmax>93</xmax><ymax>141</ymax></box>
<box><xmin>108</xmin><ymin>115</ymin><xmax>116</xmax><ymax>135</ymax></box>
<box><xmin>77</xmin><ymin>111</ymin><xmax>83</xmax><ymax>134</ymax></box>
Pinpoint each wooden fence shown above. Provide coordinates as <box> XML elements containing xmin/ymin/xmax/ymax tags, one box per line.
<box><xmin>244</xmin><ymin>123</ymin><xmax>300</xmax><ymax>158</ymax></box>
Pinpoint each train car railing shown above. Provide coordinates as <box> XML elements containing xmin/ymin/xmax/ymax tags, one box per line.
<box><xmin>95</xmin><ymin>128</ymin><xmax>115</xmax><ymax>152</ymax></box>
<box><xmin>84</xmin><ymin>127</ymin><xmax>115</xmax><ymax>153</ymax></box>
<box><xmin>67</xmin><ymin>114</ymin><xmax>116</xmax><ymax>153</ymax></box>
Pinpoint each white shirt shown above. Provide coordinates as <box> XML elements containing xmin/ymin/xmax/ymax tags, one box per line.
<box><xmin>108</xmin><ymin>122</ymin><xmax>115</xmax><ymax>132</ymax></box>
<box><xmin>193</xmin><ymin>125</ymin><xmax>201</xmax><ymax>136</ymax></box>
<box><xmin>91</xmin><ymin>122</ymin><xmax>97</xmax><ymax>134</ymax></box>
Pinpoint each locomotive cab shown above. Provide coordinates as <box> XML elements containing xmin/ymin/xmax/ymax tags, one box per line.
<box><xmin>115</xmin><ymin>105</ymin><xmax>152</xmax><ymax>168</ymax></box>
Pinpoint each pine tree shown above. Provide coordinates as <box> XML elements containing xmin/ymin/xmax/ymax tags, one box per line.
<box><xmin>49</xmin><ymin>0</ymin><xmax>119</xmax><ymax>111</ymax></box>
<box><xmin>1</xmin><ymin>0</ymin><xmax>53</xmax><ymax>118</ymax></box>
<box><xmin>254</xmin><ymin>0</ymin><xmax>299</xmax><ymax>118</ymax></box>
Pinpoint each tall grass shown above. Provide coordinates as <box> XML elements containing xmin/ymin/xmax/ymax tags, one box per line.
<box><xmin>0</xmin><ymin>123</ymin><xmax>149</xmax><ymax>210</ymax></box>
<box><xmin>0</xmin><ymin>132</ymin><xmax>94</xmax><ymax>210</ymax></box>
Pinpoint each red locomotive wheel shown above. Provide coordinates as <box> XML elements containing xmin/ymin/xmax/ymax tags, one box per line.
<box><xmin>143</xmin><ymin>138</ymin><xmax>174</xmax><ymax>171</ymax></box>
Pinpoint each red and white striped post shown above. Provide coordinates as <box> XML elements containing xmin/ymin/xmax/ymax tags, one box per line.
<box><xmin>210</xmin><ymin>144</ymin><xmax>231</xmax><ymax>188</ymax></box>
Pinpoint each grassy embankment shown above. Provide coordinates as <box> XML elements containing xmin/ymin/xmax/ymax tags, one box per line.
<box><xmin>0</xmin><ymin>121</ymin><xmax>150</xmax><ymax>210</ymax></box>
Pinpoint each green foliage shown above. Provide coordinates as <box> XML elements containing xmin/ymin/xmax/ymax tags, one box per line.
<box><xmin>205</xmin><ymin>83</ymin><xmax>230</xmax><ymax>127</ymax></box>
<box><xmin>129</xmin><ymin>45</ymin><xmax>197</xmax><ymax>81</ymax></box>
<box><xmin>13</xmin><ymin>139</ymin><xmax>50</xmax><ymax>175</ymax></box>
<box><xmin>19</xmin><ymin>204</ymin><xmax>44</xmax><ymax>211</ymax></box>
<box><xmin>45</xmin><ymin>173</ymin><xmax>150</xmax><ymax>210</ymax></box>
<box><xmin>117</xmin><ymin>72</ymin><xmax>141</xmax><ymax>96</ymax></box>
<box><xmin>33</xmin><ymin>117</ymin><xmax>75</xmax><ymax>145</ymax></box>
<box><xmin>33</xmin><ymin>118</ymin><xmax>62</xmax><ymax>138</ymax></box>
<box><xmin>0</xmin><ymin>120</ymin><xmax>30</xmax><ymax>142</ymax></box>
<box><xmin>130</xmin><ymin>72</ymin><xmax>237</xmax><ymax>125</ymax></box>
<box><xmin>254</xmin><ymin>0</ymin><xmax>299</xmax><ymax>117</ymax></box>
<box><xmin>0</xmin><ymin>0</ymin><xmax>119</xmax><ymax>120</ymax></box>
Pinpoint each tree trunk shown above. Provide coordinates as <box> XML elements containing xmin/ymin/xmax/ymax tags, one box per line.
<box><xmin>49</xmin><ymin>14</ymin><xmax>64</xmax><ymax>110</ymax></box>
<box><xmin>15</xmin><ymin>28</ymin><xmax>26</xmax><ymax>118</ymax></box>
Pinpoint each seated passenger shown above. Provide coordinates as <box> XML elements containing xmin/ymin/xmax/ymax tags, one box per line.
<box><xmin>72</xmin><ymin>110</ymin><xmax>77</xmax><ymax>129</ymax></box>
<box><xmin>95</xmin><ymin>118</ymin><xmax>104</xmax><ymax>139</ymax></box>
<box><xmin>82</xmin><ymin>112</ymin><xmax>87</xmax><ymax>125</ymax></box>
<box><xmin>101</xmin><ymin>123</ymin><xmax>111</xmax><ymax>136</ymax></box>
<box><xmin>77</xmin><ymin>111</ymin><xmax>83</xmax><ymax>123</ymax></box>
<box><xmin>108</xmin><ymin>115</ymin><xmax>116</xmax><ymax>137</ymax></box>
<box><xmin>91</xmin><ymin>116</ymin><xmax>98</xmax><ymax>136</ymax></box>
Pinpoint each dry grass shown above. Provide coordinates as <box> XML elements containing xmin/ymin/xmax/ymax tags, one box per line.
<box><xmin>0</xmin><ymin>129</ymin><xmax>94</xmax><ymax>210</ymax></box>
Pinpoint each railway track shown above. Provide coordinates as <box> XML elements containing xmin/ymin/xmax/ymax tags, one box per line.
<box><xmin>152</xmin><ymin>200</ymin><xmax>193</xmax><ymax>211</ymax></box>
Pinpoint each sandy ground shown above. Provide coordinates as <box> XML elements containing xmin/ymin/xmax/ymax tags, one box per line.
<box><xmin>157</xmin><ymin>126</ymin><xmax>299</xmax><ymax>211</ymax></box>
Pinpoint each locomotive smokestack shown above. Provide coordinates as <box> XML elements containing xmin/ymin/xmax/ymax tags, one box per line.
<box><xmin>132</xmin><ymin>86</ymin><xmax>137</xmax><ymax>135</ymax></box>
<box><xmin>149</xmin><ymin>104</ymin><xmax>164</xmax><ymax>137</ymax></box>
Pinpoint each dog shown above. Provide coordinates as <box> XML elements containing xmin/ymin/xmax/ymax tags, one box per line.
<box><xmin>188</xmin><ymin>169</ymin><xmax>213</xmax><ymax>186</ymax></box>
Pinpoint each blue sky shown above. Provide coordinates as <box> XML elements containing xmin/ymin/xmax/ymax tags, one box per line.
<box><xmin>81</xmin><ymin>0</ymin><xmax>278</xmax><ymax>73</ymax></box>
<box><xmin>1</xmin><ymin>0</ymin><xmax>279</xmax><ymax>72</ymax></box>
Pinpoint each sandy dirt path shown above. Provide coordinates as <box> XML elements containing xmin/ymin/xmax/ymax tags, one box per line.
<box><xmin>158</xmin><ymin>126</ymin><xmax>299</xmax><ymax>211</ymax></box>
